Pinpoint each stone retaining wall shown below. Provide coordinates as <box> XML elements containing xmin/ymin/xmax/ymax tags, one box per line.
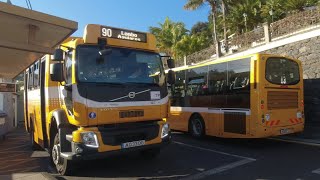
<box><xmin>263</xmin><ymin>36</ymin><xmax>320</xmax><ymax>125</ymax></box>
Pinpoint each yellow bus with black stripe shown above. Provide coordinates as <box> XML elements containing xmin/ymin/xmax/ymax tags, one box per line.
<box><xmin>167</xmin><ymin>53</ymin><xmax>304</xmax><ymax>138</ymax></box>
<box><xmin>24</xmin><ymin>24</ymin><xmax>175</xmax><ymax>175</ymax></box>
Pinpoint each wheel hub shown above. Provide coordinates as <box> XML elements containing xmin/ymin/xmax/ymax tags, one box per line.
<box><xmin>192</xmin><ymin>119</ymin><xmax>202</xmax><ymax>135</ymax></box>
<box><xmin>52</xmin><ymin>144</ymin><xmax>61</xmax><ymax>165</ymax></box>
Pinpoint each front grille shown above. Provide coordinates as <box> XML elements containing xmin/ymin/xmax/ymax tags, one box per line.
<box><xmin>98</xmin><ymin>120</ymin><xmax>159</xmax><ymax>146</ymax></box>
<box><xmin>119</xmin><ymin>110</ymin><xmax>144</xmax><ymax>118</ymax></box>
<box><xmin>267</xmin><ymin>91</ymin><xmax>298</xmax><ymax>110</ymax></box>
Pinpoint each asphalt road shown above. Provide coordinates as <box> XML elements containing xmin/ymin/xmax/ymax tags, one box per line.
<box><xmin>2</xmin><ymin>129</ymin><xmax>320</xmax><ymax>180</ymax></box>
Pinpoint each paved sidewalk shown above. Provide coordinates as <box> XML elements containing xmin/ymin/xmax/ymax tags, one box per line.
<box><xmin>0</xmin><ymin>172</ymin><xmax>55</xmax><ymax>180</ymax></box>
<box><xmin>0</xmin><ymin>128</ymin><xmax>55</xmax><ymax>180</ymax></box>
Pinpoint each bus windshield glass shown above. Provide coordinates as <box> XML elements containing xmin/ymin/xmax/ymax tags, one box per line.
<box><xmin>76</xmin><ymin>45</ymin><xmax>165</xmax><ymax>85</ymax></box>
<box><xmin>266</xmin><ymin>57</ymin><xmax>300</xmax><ymax>85</ymax></box>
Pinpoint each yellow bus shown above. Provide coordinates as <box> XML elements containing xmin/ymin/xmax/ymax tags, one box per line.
<box><xmin>24</xmin><ymin>24</ymin><xmax>175</xmax><ymax>175</ymax></box>
<box><xmin>167</xmin><ymin>53</ymin><xmax>304</xmax><ymax>138</ymax></box>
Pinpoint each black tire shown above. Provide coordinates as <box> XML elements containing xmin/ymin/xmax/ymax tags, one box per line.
<box><xmin>140</xmin><ymin>148</ymin><xmax>161</xmax><ymax>159</ymax></box>
<box><xmin>189</xmin><ymin>114</ymin><xmax>206</xmax><ymax>138</ymax></box>
<box><xmin>51</xmin><ymin>133</ymin><xmax>74</xmax><ymax>176</ymax></box>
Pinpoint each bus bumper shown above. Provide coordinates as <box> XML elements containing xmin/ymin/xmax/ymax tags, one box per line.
<box><xmin>60</xmin><ymin>135</ymin><xmax>171</xmax><ymax>161</ymax></box>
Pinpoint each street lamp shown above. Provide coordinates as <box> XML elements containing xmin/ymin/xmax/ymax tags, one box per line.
<box><xmin>243</xmin><ymin>13</ymin><xmax>248</xmax><ymax>32</ymax></box>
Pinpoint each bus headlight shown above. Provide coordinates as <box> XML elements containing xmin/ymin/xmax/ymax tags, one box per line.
<box><xmin>81</xmin><ymin>132</ymin><xmax>99</xmax><ymax>148</ymax></box>
<box><xmin>161</xmin><ymin>123</ymin><xmax>170</xmax><ymax>139</ymax></box>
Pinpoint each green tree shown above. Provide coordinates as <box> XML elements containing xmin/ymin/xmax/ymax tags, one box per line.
<box><xmin>285</xmin><ymin>0</ymin><xmax>308</xmax><ymax>12</ymax></box>
<box><xmin>227</xmin><ymin>0</ymin><xmax>263</xmax><ymax>34</ymax></box>
<box><xmin>261</xmin><ymin>0</ymin><xmax>286</xmax><ymax>23</ymax></box>
<box><xmin>191</xmin><ymin>22</ymin><xmax>210</xmax><ymax>35</ymax></box>
<box><xmin>175</xmin><ymin>33</ymin><xmax>210</xmax><ymax>58</ymax></box>
<box><xmin>184</xmin><ymin>0</ymin><xmax>222</xmax><ymax>57</ymax></box>
<box><xmin>149</xmin><ymin>17</ymin><xmax>188</xmax><ymax>58</ymax></box>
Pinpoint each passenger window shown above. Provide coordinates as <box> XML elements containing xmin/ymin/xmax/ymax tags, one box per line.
<box><xmin>33</xmin><ymin>62</ymin><xmax>39</xmax><ymax>88</ymax></box>
<box><xmin>28</xmin><ymin>66</ymin><xmax>34</xmax><ymax>90</ymax></box>
<box><xmin>227</xmin><ymin>59</ymin><xmax>251</xmax><ymax>93</ymax></box>
<box><xmin>208</xmin><ymin>63</ymin><xmax>227</xmax><ymax>95</ymax></box>
<box><xmin>186</xmin><ymin>66</ymin><xmax>208</xmax><ymax>96</ymax></box>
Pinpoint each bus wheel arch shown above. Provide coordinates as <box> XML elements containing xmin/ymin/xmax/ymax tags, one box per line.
<box><xmin>188</xmin><ymin>113</ymin><xmax>206</xmax><ymax>138</ymax></box>
<box><xmin>49</xmin><ymin>116</ymin><xmax>74</xmax><ymax>175</ymax></box>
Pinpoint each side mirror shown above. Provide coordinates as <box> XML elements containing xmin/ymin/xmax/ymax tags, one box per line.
<box><xmin>50</xmin><ymin>63</ymin><xmax>65</xmax><ymax>82</ymax></box>
<box><xmin>52</xmin><ymin>49</ymin><xmax>64</xmax><ymax>61</ymax></box>
<box><xmin>167</xmin><ymin>59</ymin><xmax>175</xmax><ymax>69</ymax></box>
<box><xmin>167</xmin><ymin>70</ymin><xmax>176</xmax><ymax>85</ymax></box>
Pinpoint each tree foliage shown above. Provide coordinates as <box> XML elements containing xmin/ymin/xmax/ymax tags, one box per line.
<box><xmin>150</xmin><ymin>0</ymin><xmax>320</xmax><ymax>63</ymax></box>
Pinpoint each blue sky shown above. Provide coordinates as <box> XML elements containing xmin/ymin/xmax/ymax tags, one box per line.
<box><xmin>10</xmin><ymin>0</ymin><xmax>210</xmax><ymax>36</ymax></box>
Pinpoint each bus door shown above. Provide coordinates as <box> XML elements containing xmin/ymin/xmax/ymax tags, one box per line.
<box><xmin>40</xmin><ymin>59</ymin><xmax>48</xmax><ymax>148</ymax></box>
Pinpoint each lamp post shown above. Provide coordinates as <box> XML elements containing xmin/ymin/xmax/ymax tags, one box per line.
<box><xmin>243</xmin><ymin>13</ymin><xmax>248</xmax><ymax>32</ymax></box>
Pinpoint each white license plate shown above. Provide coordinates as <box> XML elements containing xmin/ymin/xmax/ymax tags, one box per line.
<box><xmin>121</xmin><ymin>140</ymin><xmax>145</xmax><ymax>149</ymax></box>
<box><xmin>280</xmin><ymin>128</ymin><xmax>292</xmax><ymax>135</ymax></box>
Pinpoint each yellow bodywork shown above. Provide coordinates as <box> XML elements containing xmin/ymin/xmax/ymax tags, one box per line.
<box><xmin>168</xmin><ymin>53</ymin><xmax>304</xmax><ymax>138</ymax></box>
<box><xmin>25</xmin><ymin>24</ymin><xmax>168</xmax><ymax>152</ymax></box>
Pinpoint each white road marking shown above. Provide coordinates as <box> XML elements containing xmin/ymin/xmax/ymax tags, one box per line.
<box><xmin>173</xmin><ymin>141</ymin><xmax>256</xmax><ymax>160</ymax></box>
<box><xmin>312</xmin><ymin>168</ymin><xmax>320</xmax><ymax>175</ymax></box>
<box><xmin>182</xmin><ymin>159</ymin><xmax>254</xmax><ymax>180</ymax></box>
<box><xmin>173</xmin><ymin>141</ymin><xmax>256</xmax><ymax>180</ymax></box>
<box><xmin>269</xmin><ymin>137</ymin><xmax>320</xmax><ymax>147</ymax></box>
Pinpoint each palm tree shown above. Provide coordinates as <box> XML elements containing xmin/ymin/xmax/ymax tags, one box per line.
<box><xmin>184</xmin><ymin>0</ymin><xmax>222</xmax><ymax>58</ymax></box>
<box><xmin>261</xmin><ymin>0</ymin><xmax>286</xmax><ymax>23</ymax></box>
<box><xmin>227</xmin><ymin>0</ymin><xmax>263</xmax><ymax>34</ymax></box>
<box><xmin>149</xmin><ymin>17</ymin><xmax>188</xmax><ymax>58</ymax></box>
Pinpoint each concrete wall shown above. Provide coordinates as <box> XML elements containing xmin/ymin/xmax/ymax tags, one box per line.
<box><xmin>0</xmin><ymin>78</ymin><xmax>15</xmax><ymax>137</ymax></box>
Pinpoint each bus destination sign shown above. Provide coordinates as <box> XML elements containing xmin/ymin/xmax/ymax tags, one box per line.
<box><xmin>101</xmin><ymin>26</ymin><xmax>147</xmax><ymax>43</ymax></box>
<box><xmin>0</xmin><ymin>83</ymin><xmax>16</xmax><ymax>92</ymax></box>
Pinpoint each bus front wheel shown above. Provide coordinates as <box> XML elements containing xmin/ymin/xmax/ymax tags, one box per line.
<box><xmin>189</xmin><ymin>114</ymin><xmax>205</xmax><ymax>138</ymax></box>
<box><xmin>51</xmin><ymin>133</ymin><xmax>73</xmax><ymax>175</ymax></box>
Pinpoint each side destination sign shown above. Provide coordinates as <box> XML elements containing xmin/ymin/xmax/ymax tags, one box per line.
<box><xmin>101</xmin><ymin>26</ymin><xmax>147</xmax><ymax>43</ymax></box>
<box><xmin>0</xmin><ymin>83</ymin><xmax>16</xmax><ymax>92</ymax></box>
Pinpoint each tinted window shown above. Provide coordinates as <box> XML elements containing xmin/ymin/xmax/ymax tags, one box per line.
<box><xmin>186</xmin><ymin>66</ymin><xmax>208</xmax><ymax>96</ymax></box>
<box><xmin>65</xmin><ymin>51</ymin><xmax>73</xmax><ymax>84</ymax></box>
<box><xmin>28</xmin><ymin>66</ymin><xmax>34</xmax><ymax>90</ymax></box>
<box><xmin>170</xmin><ymin>70</ymin><xmax>186</xmax><ymax>106</ymax></box>
<box><xmin>266</xmin><ymin>57</ymin><xmax>300</xmax><ymax>85</ymax></box>
<box><xmin>33</xmin><ymin>62</ymin><xmax>39</xmax><ymax>88</ymax></box>
<box><xmin>227</xmin><ymin>58</ymin><xmax>251</xmax><ymax>94</ymax></box>
<box><xmin>226</xmin><ymin>58</ymin><xmax>251</xmax><ymax>108</ymax></box>
<box><xmin>208</xmin><ymin>63</ymin><xmax>227</xmax><ymax>95</ymax></box>
<box><xmin>172</xmin><ymin>70</ymin><xmax>186</xmax><ymax>98</ymax></box>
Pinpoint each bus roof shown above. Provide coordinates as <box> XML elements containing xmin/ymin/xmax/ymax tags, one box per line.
<box><xmin>82</xmin><ymin>24</ymin><xmax>158</xmax><ymax>52</ymax></box>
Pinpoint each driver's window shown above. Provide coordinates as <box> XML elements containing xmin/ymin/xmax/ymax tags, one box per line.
<box><xmin>65</xmin><ymin>50</ymin><xmax>73</xmax><ymax>85</ymax></box>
